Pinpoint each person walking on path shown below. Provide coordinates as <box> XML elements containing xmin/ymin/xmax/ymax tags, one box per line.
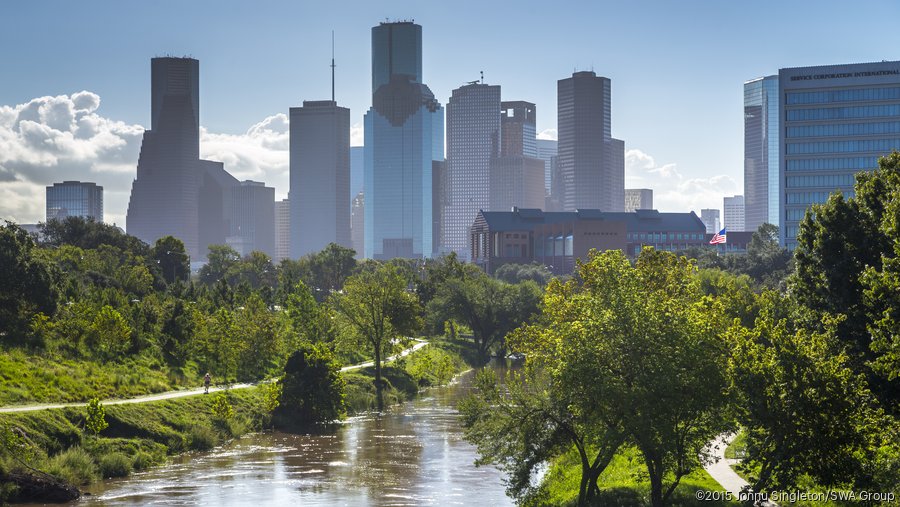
<box><xmin>203</xmin><ymin>373</ymin><xmax>211</xmax><ymax>394</ymax></box>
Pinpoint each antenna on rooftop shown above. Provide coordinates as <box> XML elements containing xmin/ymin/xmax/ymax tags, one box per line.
<box><xmin>480</xmin><ymin>70</ymin><xmax>484</xmax><ymax>84</ymax></box>
<box><xmin>331</xmin><ymin>30</ymin><xmax>336</xmax><ymax>102</ymax></box>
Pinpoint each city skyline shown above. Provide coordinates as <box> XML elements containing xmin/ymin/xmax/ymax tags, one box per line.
<box><xmin>3</xmin><ymin>1</ymin><xmax>900</xmax><ymax>228</ymax></box>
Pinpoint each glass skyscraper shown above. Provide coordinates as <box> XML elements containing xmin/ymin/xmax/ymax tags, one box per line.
<box><xmin>743</xmin><ymin>75</ymin><xmax>779</xmax><ymax>233</ymax></box>
<box><xmin>364</xmin><ymin>21</ymin><xmax>443</xmax><ymax>260</ymax></box>
<box><xmin>46</xmin><ymin>181</ymin><xmax>103</xmax><ymax>222</ymax></box>
<box><xmin>780</xmin><ymin>61</ymin><xmax>900</xmax><ymax>248</ymax></box>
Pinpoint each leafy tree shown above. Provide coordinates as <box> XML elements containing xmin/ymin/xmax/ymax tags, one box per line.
<box><xmin>210</xmin><ymin>393</ymin><xmax>234</xmax><ymax>420</ymax></box>
<box><xmin>234</xmin><ymin>293</ymin><xmax>281</xmax><ymax>379</ymax></box>
<box><xmin>0</xmin><ymin>222</ymin><xmax>57</xmax><ymax>344</ymax></box>
<box><xmin>273</xmin><ymin>342</ymin><xmax>345</xmax><ymax>429</ymax></box>
<box><xmin>429</xmin><ymin>272</ymin><xmax>541</xmax><ymax>363</ymax></box>
<box><xmin>284</xmin><ymin>280</ymin><xmax>336</xmax><ymax>348</ymax></box>
<box><xmin>742</xmin><ymin>223</ymin><xmax>792</xmax><ymax>286</ymax></box>
<box><xmin>39</xmin><ymin>216</ymin><xmax>149</xmax><ymax>257</ymax></box>
<box><xmin>228</xmin><ymin>251</ymin><xmax>277</xmax><ymax>290</ymax></box>
<box><xmin>332</xmin><ymin>264</ymin><xmax>422</xmax><ymax>410</ymax></box>
<box><xmin>198</xmin><ymin>244</ymin><xmax>240</xmax><ymax>285</ymax></box>
<box><xmin>151</xmin><ymin>236</ymin><xmax>190</xmax><ymax>284</ymax></box>
<box><xmin>308</xmin><ymin>243</ymin><xmax>357</xmax><ymax>294</ymax></box>
<box><xmin>159</xmin><ymin>300</ymin><xmax>194</xmax><ymax>365</ymax></box>
<box><xmin>493</xmin><ymin>262</ymin><xmax>554</xmax><ymax>286</ymax></box>
<box><xmin>85</xmin><ymin>398</ymin><xmax>108</xmax><ymax>435</ymax></box>
<box><xmin>88</xmin><ymin>305</ymin><xmax>132</xmax><ymax>360</ymax></box>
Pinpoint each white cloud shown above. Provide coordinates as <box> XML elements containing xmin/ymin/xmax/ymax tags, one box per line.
<box><xmin>351</xmin><ymin>122</ymin><xmax>364</xmax><ymax>146</ymax></box>
<box><xmin>200</xmin><ymin>113</ymin><xmax>289</xmax><ymax>196</ymax></box>
<box><xmin>537</xmin><ymin>128</ymin><xmax>557</xmax><ymax>141</ymax></box>
<box><xmin>625</xmin><ymin>148</ymin><xmax>737</xmax><ymax>213</ymax></box>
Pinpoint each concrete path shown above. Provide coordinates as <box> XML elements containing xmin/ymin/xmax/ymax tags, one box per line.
<box><xmin>704</xmin><ymin>432</ymin><xmax>778</xmax><ymax>506</ymax></box>
<box><xmin>0</xmin><ymin>339</ymin><xmax>429</xmax><ymax>414</ymax></box>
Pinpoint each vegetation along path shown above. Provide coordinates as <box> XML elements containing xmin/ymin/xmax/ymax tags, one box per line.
<box><xmin>0</xmin><ymin>339</ymin><xmax>429</xmax><ymax>414</ymax></box>
<box><xmin>704</xmin><ymin>433</ymin><xmax>777</xmax><ymax>507</ymax></box>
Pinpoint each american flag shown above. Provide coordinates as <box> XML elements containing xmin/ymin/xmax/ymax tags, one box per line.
<box><xmin>709</xmin><ymin>228</ymin><xmax>727</xmax><ymax>245</ymax></box>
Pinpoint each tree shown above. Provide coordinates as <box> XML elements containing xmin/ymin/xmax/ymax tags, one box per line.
<box><xmin>39</xmin><ymin>216</ymin><xmax>149</xmax><ymax>257</ymax></box>
<box><xmin>493</xmin><ymin>263</ymin><xmax>554</xmax><ymax>286</ymax></box>
<box><xmin>428</xmin><ymin>272</ymin><xmax>541</xmax><ymax>363</ymax></box>
<box><xmin>0</xmin><ymin>222</ymin><xmax>57</xmax><ymax>344</ymax></box>
<box><xmin>332</xmin><ymin>264</ymin><xmax>421</xmax><ymax>410</ymax></box>
<box><xmin>507</xmin><ymin>249</ymin><xmax>732</xmax><ymax>507</ymax></box>
<box><xmin>273</xmin><ymin>342</ymin><xmax>345</xmax><ymax>430</ymax></box>
<box><xmin>198</xmin><ymin>244</ymin><xmax>240</xmax><ymax>285</ymax></box>
<box><xmin>284</xmin><ymin>280</ymin><xmax>336</xmax><ymax>348</ymax></box>
<box><xmin>88</xmin><ymin>305</ymin><xmax>132</xmax><ymax>360</ymax></box>
<box><xmin>151</xmin><ymin>236</ymin><xmax>190</xmax><ymax>284</ymax></box>
<box><xmin>85</xmin><ymin>398</ymin><xmax>108</xmax><ymax>435</ymax></box>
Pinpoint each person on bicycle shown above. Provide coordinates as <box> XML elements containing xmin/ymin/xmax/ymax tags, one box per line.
<box><xmin>203</xmin><ymin>372</ymin><xmax>211</xmax><ymax>394</ymax></box>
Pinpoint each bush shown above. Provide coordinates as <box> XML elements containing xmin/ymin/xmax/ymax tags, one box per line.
<box><xmin>131</xmin><ymin>450</ymin><xmax>154</xmax><ymax>471</ymax></box>
<box><xmin>98</xmin><ymin>452</ymin><xmax>132</xmax><ymax>478</ymax></box>
<box><xmin>273</xmin><ymin>343</ymin><xmax>345</xmax><ymax>430</ymax></box>
<box><xmin>187</xmin><ymin>426</ymin><xmax>218</xmax><ymax>451</ymax></box>
<box><xmin>46</xmin><ymin>446</ymin><xmax>98</xmax><ymax>485</ymax></box>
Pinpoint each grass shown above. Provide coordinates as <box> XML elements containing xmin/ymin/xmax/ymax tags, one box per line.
<box><xmin>723</xmin><ymin>431</ymin><xmax>746</xmax><ymax>460</ymax></box>
<box><xmin>534</xmin><ymin>446</ymin><xmax>741</xmax><ymax>507</ymax></box>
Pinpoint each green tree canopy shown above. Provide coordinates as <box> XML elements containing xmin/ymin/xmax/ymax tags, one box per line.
<box><xmin>273</xmin><ymin>342</ymin><xmax>345</xmax><ymax>430</ymax></box>
<box><xmin>0</xmin><ymin>222</ymin><xmax>57</xmax><ymax>344</ymax></box>
<box><xmin>151</xmin><ymin>236</ymin><xmax>190</xmax><ymax>285</ymax></box>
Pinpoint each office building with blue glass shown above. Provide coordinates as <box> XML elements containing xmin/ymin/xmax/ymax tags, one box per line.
<box><xmin>780</xmin><ymin>61</ymin><xmax>900</xmax><ymax>248</ymax></box>
<box><xmin>364</xmin><ymin>21</ymin><xmax>444</xmax><ymax>259</ymax></box>
<box><xmin>46</xmin><ymin>181</ymin><xmax>103</xmax><ymax>222</ymax></box>
<box><xmin>743</xmin><ymin>75</ymin><xmax>779</xmax><ymax>233</ymax></box>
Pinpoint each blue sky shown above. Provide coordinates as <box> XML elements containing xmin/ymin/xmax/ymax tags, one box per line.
<box><xmin>3</xmin><ymin>0</ymin><xmax>900</xmax><ymax>226</ymax></box>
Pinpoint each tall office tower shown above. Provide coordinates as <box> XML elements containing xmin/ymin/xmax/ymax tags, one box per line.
<box><xmin>700</xmin><ymin>209</ymin><xmax>721</xmax><ymax>234</ymax></box>
<box><xmin>364</xmin><ymin>21</ymin><xmax>444</xmax><ymax>260</ymax></box>
<box><xmin>780</xmin><ymin>61</ymin><xmax>900</xmax><ymax>248</ymax></box>
<box><xmin>443</xmin><ymin>83</ymin><xmax>501</xmax><ymax>259</ymax></box>
<box><xmin>351</xmin><ymin>191</ymin><xmax>364</xmax><ymax>259</ymax></box>
<box><xmin>228</xmin><ymin>181</ymin><xmax>275</xmax><ymax>258</ymax></box>
<box><xmin>46</xmin><ymin>181</ymin><xmax>103</xmax><ymax>221</ymax></box>
<box><xmin>624</xmin><ymin>188</ymin><xmax>653</xmax><ymax>212</ymax></box>
<box><xmin>274</xmin><ymin>198</ymin><xmax>290</xmax><ymax>262</ymax></box>
<box><xmin>536</xmin><ymin>138</ymin><xmax>558</xmax><ymax>203</ymax></box>
<box><xmin>724</xmin><ymin>195</ymin><xmax>745</xmax><ymax>232</ymax></box>
<box><xmin>557</xmin><ymin>71</ymin><xmax>625</xmax><ymax>212</ymax></box>
<box><xmin>744</xmin><ymin>75</ymin><xmax>779</xmax><ymax>233</ymax></box>
<box><xmin>432</xmin><ymin>160</ymin><xmax>447</xmax><ymax>256</ymax></box>
<box><xmin>127</xmin><ymin>57</ymin><xmax>234</xmax><ymax>260</ymax></box>
<box><xmin>490</xmin><ymin>101</ymin><xmax>545</xmax><ymax>213</ymax></box>
<box><xmin>290</xmin><ymin>100</ymin><xmax>351</xmax><ymax>258</ymax></box>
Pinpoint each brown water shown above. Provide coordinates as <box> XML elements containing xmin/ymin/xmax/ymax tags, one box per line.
<box><xmin>79</xmin><ymin>369</ymin><xmax>513</xmax><ymax>506</ymax></box>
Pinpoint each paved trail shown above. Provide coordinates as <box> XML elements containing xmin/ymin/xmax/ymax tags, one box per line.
<box><xmin>0</xmin><ymin>339</ymin><xmax>429</xmax><ymax>414</ymax></box>
<box><xmin>704</xmin><ymin>432</ymin><xmax>778</xmax><ymax>507</ymax></box>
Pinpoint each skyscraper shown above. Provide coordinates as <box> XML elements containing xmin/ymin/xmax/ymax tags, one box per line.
<box><xmin>624</xmin><ymin>188</ymin><xmax>653</xmax><ymax>212</ymax></box>
<box><xmin>364</xmin><ymin>21</ymin><xmax>444</xmax><ymax>260</ymax></box>
<box><xmin>351</xmin><ymin>191</ymin><xmax>364</xmax><ymax>259</ymax></box>
<box><xmin>274</xmin><ymin>198</ymin><xmax>290</xmax><ymax>262</ymax></box>
<box><xmin>700</xmin><ymin>209</ymin><xmax>721</xmax><ymax>234</ymax></box>
<box><xmin>127</xmin><ymin>57</ymin><xmax>235</xmax><ymax>260</ymax></box>
<box><xmin>779</xmin><ymin>61</ymin><xmax>900</xmax><ymax>248</ymax></box>
<box><xmin>490</xmin><ymin>101</ymin><xmax>545</xmax><ymax>213</ymax></box>
<box><xmin>557</xmin><ymin>71</ymin><xmax>625</xmax><ymax>212</ymax></box>
<box><xmin>290</xmin><ymin>100</ymin><xmax>351</xmax><ymax>258</ymax></box>
<box><xmin>724</xmin><ymin>195</ymin><xmax>745</xmax><ymax>232</ymax></box>
<box><xmin>536</xmin><ymin>138</ymin><xmax>558</xmax><ymax>204</ymax></box>
<box><xmin>443</xmin><ymin>83</ymin><xmax>501</xmax><ymax>259</ymax></box>
<box><xmin>744</xmin><ymin>75</ymin><xmax>779</xmax><ymax>233</ymax></box>
<box><xmin>46</xmin><ymin>181</ymin><xmax>103</xmax><ymax>222</ymax></box>
<box><xmin>227</xmin><ymin>180</ymin><xmax>275</xmax><ymax>258</ymax></box>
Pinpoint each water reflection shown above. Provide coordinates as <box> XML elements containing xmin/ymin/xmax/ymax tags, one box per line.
<box><xmin>80</xmin><ymin>369</ymin><xmax>512</xmax><ymax>506</ymax></box>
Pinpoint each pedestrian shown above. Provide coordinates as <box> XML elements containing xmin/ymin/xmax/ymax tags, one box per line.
<box><xmin>204</xmin><ymin>372</ymin><xmax>211</xmax><ymax>394</ymax></box>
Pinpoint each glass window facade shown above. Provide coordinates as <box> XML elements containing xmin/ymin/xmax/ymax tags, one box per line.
<box><xmin>780</xmin><ymin>62</ymin><xmax>900</xmax><ymax>249</ymax></box>
<box><xmin>46</xmin><ymin>181</ymin><xmax>103</xmax><ymax>222</ymax></box>
<box><xmin>743</xmin><ymin>76</ymin><xmax>779</xmax><ymax>233</ymax></box>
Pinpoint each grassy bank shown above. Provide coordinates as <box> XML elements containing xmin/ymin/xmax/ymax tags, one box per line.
<box><xmin>531</xmin><ymin>446</ymin><xmax>740</xmax><ymax>507</ymax></box>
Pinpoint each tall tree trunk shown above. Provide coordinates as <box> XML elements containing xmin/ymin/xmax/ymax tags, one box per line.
<box><xmin>374</xmin><ymin>345</ymin><xmax>384</xmax><ymax>411</ymax></box>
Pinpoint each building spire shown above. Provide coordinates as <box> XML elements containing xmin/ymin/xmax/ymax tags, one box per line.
<box><xmin>331</xmin><ymin>30</ymin><xmax>336</xmax><ymax>102</ymax></box>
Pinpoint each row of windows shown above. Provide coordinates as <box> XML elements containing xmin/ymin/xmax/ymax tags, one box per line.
<box><xmin>786</xmin><ymin>208</ymin><xmax>808</xmax><ymax>221</ymax></box>
<box><xmin>786</xmin><ymin>190</ymin><xmax>854</xmax><ymax>204</ymax></box>
<box><xmin>786</xmin><ymin>156</ymin><xmax>879</xmax><ymax>171</ymax></box>
<box><xmin>786</xmin><ymin>121</ymin><xmax>900</xmax><ymax>138</ymax></box>
<box><xmin>786</xmin><ymin>174</ymin><xmax>856</xmax><ymax>188</ymax></box>
<box><xmin>786</xmin><ymin>104</ymin><xmax>900</xmax><ymax>121</ymax></box>
<box><xmin>786</xmin><ymin>138</ymin><xmax>900</xmax><ymax>155</ymax></box>
<box><xmin>627</xmin><ymin>232</ymin><xmax>705</xmax><ymax>242</ymax></box>
<box><xmin>786</xmin><ymin>87</ymin><xmax>900</xmax><ymax>105</ymax></box>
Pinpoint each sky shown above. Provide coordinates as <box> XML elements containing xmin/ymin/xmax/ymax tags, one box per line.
<box><xmin>3</xmin><ymin>0</ymin><xmax>900</xmax><ymax>228</ymax></box>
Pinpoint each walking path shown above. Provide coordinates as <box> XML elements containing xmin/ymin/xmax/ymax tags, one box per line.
<box><xmin>0</xmin><ymin>339</ymin><xmax>429</xmax><ymax>414</ymax></box>
<box><xmin>704</xmin><ymin>432</ymin><xmax>778</xmax><ymax>507</ymax></box>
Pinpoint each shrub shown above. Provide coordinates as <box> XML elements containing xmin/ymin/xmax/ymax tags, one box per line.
<box><xmin>46</xmin><ymin>446</ymin><xmax>98</xmax><ymax>485</ymax></box>
<box><xmin>187</xmin><ymin>425</ymin><xmax>218</xmax><ymax>451</ymax></box>
<box><xmin>98</xmin><ymin>452</ymin><xmax>132</xmax><ymax>478</ymax></box>
<box><xmin>131</xmin><ymin>451</ymin><xmax>154</xmax><ymax>471</ymax></box>
<box><xmin>85</xmin><ymin>398</ymin><xmax>108</xmax><ymax>435</ymax></box>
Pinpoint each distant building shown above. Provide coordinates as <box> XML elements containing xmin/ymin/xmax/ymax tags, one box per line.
<box><xmin>350</xmin><ymin>146</ymin><xmax>364</xmax><ymax>203</ymax></box>
<box><xmin>624</xmin><ymin>188</ymin><xmax>653</xmax><ymax>212</ymax></box>
<box><xmin>724</xmin><ymin>195</ymin><xmax>745</xmax><ymax>232</ymax></box>
<box><xmin>706</xmin><ymin>230</ymin><xmax>753</xmax><ymax>254</ymax></box>
<box><xmin>536</xmin><ymin>138</ymin><xmax>558</xmax><ymax>207</ymax></box>
<box><xmin>365</xmin><ymin>21</ymin><xmax>443</xmax><ymax>260</ymax></box>
<box><xmin>351</xmin><ymin>191</ymin><xmax>365</xmax><ymax>259</ymax></box>
<box><xmin>274</xmin><ymin>198</ymin><xmax>290</xmax><ymax>262</ymax></box>
<box><xmin>46</xmin><ymin>181</ymin><xmax>103</xmax><ymax>222</ymax></box>
<box><xmin>432</xmin><ymin>160</ymin><xmax>447</xmax><ymax>257</ymax></box>
<box><xmin>443</xmin><ymin>82</ymin><xmax>501</xmax><ymax>259</ymax></box>
<box><xmin>489</xmin><ymin>101</ymin><xmax>545</xmax><ymax>213</ymax></box>
<box><xmin>228</xmin><ymin>181</ymin><xmax>275</xmax><ymax>258</ymax></box>
<box><xmin>289</xmin><ymin>100</ymin><xmax>351</xmax><ymax>258</ymax></box>
<box><xmin>557</xmin><ymin>71</ymin><xmax>625</xmax><ymax>212</ymax></box>
<box><xmin>471</xmin><ymin>208</ymin><xmax>707</xmax><ymax>275</ymax></box>
<box><xmin>743</xmin><ymin>75</ymin><xmax>779</xmax><ymax>233</ymax></box>
<box><xmin>700</xmin><ymin>209</ymin><xmax>721</xmax><ymax>234</ymax></box>
<box><xmin>779</xmin><ymin>61</ymin><xmax>900</xmax><ymax>248</ymax></box>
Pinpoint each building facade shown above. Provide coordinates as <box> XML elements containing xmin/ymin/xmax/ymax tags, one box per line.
<box><xmin>700</xmin><ymin>209</ymin><xmax>721</xmax><ymax>234</ymax></box>
<box><xmin>744</xmin><ymin>75</ymin><xmax>779</xmax><ymax>233</ymax></box>
<box><xmin>780</xmin><ymin>61</ymin><xmax>900</xmax><ymax>248</ymax></box>
<box><xmin>724</xmin><ymin>195</ymin><xmax>745</xmax><ymax>232</ymax></box>
<box><xmin>557</xmin><ymin>71</ymin><xmax>625</xmax><ymax>212</ymax></box>
<box><xmin>227</xmin><ymin>181</ymin><xmax>275</xmax><ymax>258</ymax></box>
<box><xmin>536</xmin><ymin>138</ymin><xmax>558</xmax><ymax>208</ymax></box>
<box><xmin>624</xmin><ymin>188</ymin><xmax>653</xmax><ymax>212</ymax></box>
<box><xmin>289</xmin><ymin>100</ymin><xmax>351</xmax><ymax>258</ymax></box>
<box><xmin>490</xmin><ymin>101</ymin><xmax>545</xmax><ymax>213</ymax></box>
<box><xmin>471</xmin><ymin>208</ymin><xmax>707</xmax><ymax>275</ymax></box>
<box><xmin>351</xmin><ymin>190</ymin><xmax>364</xmax><ymax>259</ymax></box>
<box><xmin>46</xmin><ymin>181</ymin><xmax>103</xmax><ymax>222</ymax></box>
<box><xmin>443</xmin><ymin>83</ymin><xmax>501</xmax><ymax>259</ymax></box>
<box><xmin>364</xmin><ymin>21</ymin><xmax>444</xmax><ymax>260</ymax></box>
<box><xmin>274</xmin><ymin>198</ymin><xmax>290</xmax><ymax>262</ymax></box>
